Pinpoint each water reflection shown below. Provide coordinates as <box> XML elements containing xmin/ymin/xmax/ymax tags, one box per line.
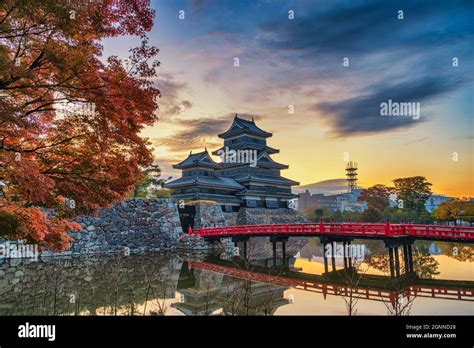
<box><xmin>173</xmin><ymin>263</ymin><xmax>287</xmax><ymax>315</ymax></box>
<box><xmin>0</xmin><ymin>240</ymin><xmax>472</xmax><ymax>316</ymax></box>
<box><xmin>0</xmin><ymin>253</ymin><xmax>182</xmax><ymax>316</ymax></box>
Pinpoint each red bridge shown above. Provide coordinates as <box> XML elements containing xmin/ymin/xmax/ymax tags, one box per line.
<box><xmin>189</xmin><ymin>222</ymin><xmax>474</xmax><ymax>242</ymax></box>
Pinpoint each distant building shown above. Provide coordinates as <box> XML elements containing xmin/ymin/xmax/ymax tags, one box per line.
<box><xmin>298</xmin><ymin>191</ymin><xmax>328</xmax><ymax>211</ymax></box>
<box><xmin>298</xmin><ymin>160</ymin><xmax>367</xmax><ymax>213</ymax></box>
<box><xmin>389</xmin><ymin>193</ymin><xmax>398</xmax><ymax>208</ymax></box>
<box><xmin>336</xmin><ymin>189</ymin><xmax>366</xmax><ymax>212</ymax></box>
<box><xmin>389</xmin><ymin>193</ymin><xmax>452</xmax><ymax>213</ymax></box>
<box><xmin>425</xmin><ymin>195</ymin><xmax>452</xmax><ymax>213</ymax></box>
<box><xmin>297</xmin><ymin>188</ymin><xmax>366</xmax><ymax>213</ymax></box>
<box><xmin>165</xmin><ymin>115</ymin><xmax>299</xmax><ymax>210</ymax></box>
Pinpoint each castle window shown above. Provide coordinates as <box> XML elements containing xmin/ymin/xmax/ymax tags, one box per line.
<box><xmin>266</xmin><ymin>200</ymin><xmax>278</xmax><ymax>209</ymax></box>
<box><xmin>246</xmin><ymin>199</ymin><xmax>257</xmax><ymax>207</ymax></box>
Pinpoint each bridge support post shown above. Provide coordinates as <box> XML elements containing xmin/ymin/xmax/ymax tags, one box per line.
<box><xmin>407</xmin><ymin>243</ymin><xmax>414</xmax><ymax>272</ymax></box>
<box><xmin>403</xmin><ymin>243</ymin><xmax>409</xmax><ymax>273</ymax></box>
<box><xmin>282</xmin><ymin>241</ymin><xmax>286</xmax><ymax>265</ymax></box>
<box><xmin>348</xmin><ymin>240</ymin><xmax>352</xmax><ymax>268</ymax></box>
<box><xmin>272</xmin><ymin>241</ymin><xmax>277</xmax><ymax>266</ymax></box>
<box><xmin>323</xmin><ymin>242</ymin><xmax>329</xmax><ymax>273</ymax></box>
<box><xmin>394</xmin><ymin>246</ymin><xmax>400</xmax><ymax>277</ymax></box>
<box><xmin>331</xmin><ymin>242</ymin><xmax>336</xmax><ymax>271</ymax></box>
<box><xmin>343</xmin><ymin>241</ymin><xmax>348</xmax><ymax>269</ymax></box>
<box><xmin>388</xmin><ymin>247</ymin><xmax>395</xmax><ymax>278</ymax></box>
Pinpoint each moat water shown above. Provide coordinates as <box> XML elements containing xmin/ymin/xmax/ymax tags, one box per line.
<box><xmin>0</xmin><ymin>239</ymin><xmax>472</xmax><ymax>316</ymax></box>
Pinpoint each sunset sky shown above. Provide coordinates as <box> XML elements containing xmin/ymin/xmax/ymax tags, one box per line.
<box><xmin>102</xmin><ymin>0</ymin><xmax>473</xmax><ymax>197</ymax></box>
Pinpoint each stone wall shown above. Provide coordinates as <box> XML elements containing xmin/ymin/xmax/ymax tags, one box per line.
<box><xmin>193</xmin><ymin>202</ymin><xmax>226</xmax><ymax>228</ymax></box>
<box><xmin>232</xmin><ymin>208</ymin><xmax>308</xmax><ymax>258</ymax></box>
<box><xmin>178</xmin><ymin>202</ymin><xmax>233</xmax><ymax>251</ymax></box>
<box><xmin>236</xmin><ymin>207</ymin><xmax>307</xmax><ymax>225</ymax></box>
<box><xmin>42</xmin><ymin>199</ymin><xmax>183</xmax><ymax>257</ymax></box>
<box><xmin>1</xmin><ymin>200</ymin><xmax>307</xmax><ymax>257</ymax></box>
<box><xmin>223</xmin><ymin>212</ymin><xmax>238</xmax><ymax>226</ymax></box>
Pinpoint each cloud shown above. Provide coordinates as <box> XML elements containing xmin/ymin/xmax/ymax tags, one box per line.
<box><xmin>151</xmin><ymin>156</ymin><xmax>185</xmax><ymax>179</ymax></box>
<box><xmin>314</xmin><ymin>74</ymin><xmax>464</xmax><ymax>136</ymax></box>
<box><xmin>252</xmin><ymin>0</ymin><xmax>474</xmax><ymax>136</ymax></box>
<box><xmin>259</xmin><ymin>0</ymin><xmax>474</xmax><ymax>57</ymax></box>
<box><xmin>154</xmin><ymin>74</ymin><xmax>192</xmax><ymax>118</ymax></box>
<box><xmin>404</xmin><ymin>137</ymin><xmax>430</xmax><ymax>145</ymax></box>
<box><xmin>153</xmin><ymin>113</ymin><xmax>262</xmax><ymax>152</ymax></box>
<box><xmin>154</xmin><ymin>157</ymin><xmax>180</xmax><ymax>167</ymax></box>
<box><xmin>166</xmin><ymin>100</ymin><xmax>192</xmax><ymax>116</ymax></box>
<box><xmin>187</xmin><ymin>0</ymin><xmax>220</xmax><ymax>14</ymax></box>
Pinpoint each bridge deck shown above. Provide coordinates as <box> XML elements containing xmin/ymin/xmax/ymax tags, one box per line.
<box><xmin>189</xmin><ymin>222</ymin><xmax>474</xmax><ymax>242</ymax></box>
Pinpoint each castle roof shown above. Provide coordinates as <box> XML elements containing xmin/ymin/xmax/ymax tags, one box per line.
<box><xmin>166</xmin><ymin>176</ymin><xmax>244</xmax><ymax>190</ymax></box>
<box><xmin>218</xmin><ymin>115</ymin><xmax>272</xmax><ymax>139</ymax></box>
<box><xmin>214</xmin><ymin>151</ymin><xmax>288</xmax><ymax>169</ymax></box>
<box><xmin>233</xmin><ymin>173</ymin><xmax>299</xmax><ymax>186</ymax></box>
<box><xmin>256</xmin><ymin>152</ymin><xmax>288</xmax><ymax>169</ymax></box>
<box><xmin>173</xmin><ymin>150</ymin><xmax>219</xmax><ymax>169</ymax></box>
<box><xmin>212</xmin><ymin>143</ymin><xmax>279</xmax><ymax>155</ymax></box>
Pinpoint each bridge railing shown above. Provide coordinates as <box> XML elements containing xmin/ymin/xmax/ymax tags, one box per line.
<box><xmin>188</xmin><ymin>222</ymin><xmax>474</xmax><ymax>240</ymax></box>
<box><xmin>405</xmin><ymin>224</ymin><xmax>474</xmax><ymax>240</ymax></box>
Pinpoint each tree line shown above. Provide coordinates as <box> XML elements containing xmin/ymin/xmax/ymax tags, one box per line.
<box><xmin>305</xmin><ymin>176</ymin><xmax>473</xmax><ymax>225</ymax></box>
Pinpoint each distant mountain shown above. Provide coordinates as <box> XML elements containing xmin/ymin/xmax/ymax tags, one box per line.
<box><xmin>294</xmin><ymin>179</ymin><xmax>349</xmax><ymax>195</ymax></box>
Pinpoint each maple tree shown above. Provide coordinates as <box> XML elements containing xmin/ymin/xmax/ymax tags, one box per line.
<box><xmin>0</xmin><ymin>0</ymin><xmax>160</xmax><ymax>250</ymax></box>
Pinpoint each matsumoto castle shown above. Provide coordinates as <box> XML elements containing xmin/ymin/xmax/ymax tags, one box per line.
<box><xmin>166</xmin><ymin>115</ymin><xmax>299</xmax><ymax>211</ymax></box>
